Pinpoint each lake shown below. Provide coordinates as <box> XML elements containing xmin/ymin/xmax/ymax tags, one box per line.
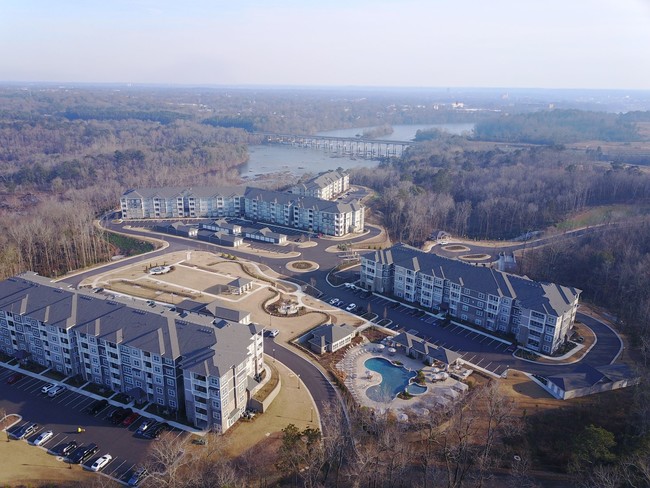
<box><xmin>240</xmin><ymin>123</ymin><xmax>474</xmax><ymax>180</ymax></box>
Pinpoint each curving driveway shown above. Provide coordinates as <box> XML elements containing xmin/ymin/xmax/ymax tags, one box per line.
<box><xmin>62</xmin><ymin>219</ymin><xmax>625</xmax><ymax>425</ymax></box>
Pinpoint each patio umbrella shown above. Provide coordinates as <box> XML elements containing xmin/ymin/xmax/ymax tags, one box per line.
<box><xmin>377</xmin><ymin>344</ymin><xmax>385</xmax><ymax>350</ymax></box>
<box><xmin>387</xmin><ymin>347</ymin><xmax>396</xmax><ymax>355</ymax></box>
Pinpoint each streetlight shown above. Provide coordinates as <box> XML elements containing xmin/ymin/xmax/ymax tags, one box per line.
<box><xmin>297</xmin><ymin>374</ymin><xmax>301</xmax><ymax>389</ymax></box>
<box><xmin>272</xmin><ymin>348</ymin><xmax>276</xmax><ymax>363</ymax></box>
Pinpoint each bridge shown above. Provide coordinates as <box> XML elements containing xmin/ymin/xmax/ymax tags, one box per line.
<box><xmin>255</xmin><ymin>132</ymin><xmax>412</xmax><ymax>159</ymax></box>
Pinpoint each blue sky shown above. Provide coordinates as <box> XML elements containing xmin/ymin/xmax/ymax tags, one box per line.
<box><xmin>1</xmin><ymin>0</ymin><xmax>649</xmax><ymax>89</ymax></box>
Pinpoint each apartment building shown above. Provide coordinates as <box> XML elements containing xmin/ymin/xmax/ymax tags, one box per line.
<box><xmin>0</xmin><ymin>273</ymin><xmax>264</xmax><ymax>433</ymax></box>
<box><xmin>121</xmin><ymin>186</ymin><xmax>243</xmax><ymax>220</ymax></box>
<box><xmin>289</xmin><ymin>170</ymin><xmax>350</xmax><ymax>200</ymax></box>
<box><xmin>243</xmin><ymin>187</ymin><xmax>364</xmax><ymax>237</ymax></box>
<box><xmin>120</xmin><ymin>185</ymin><xmax>365</xmax><ymax>237</ymax></box>
<box><xmin>360</xmin><ymin>244</ymin><xmax>581</xmax><ymax>354</ymax></box>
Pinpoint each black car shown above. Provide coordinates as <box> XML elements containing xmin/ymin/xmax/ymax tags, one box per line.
<box><xmin>86</xmin><ymin>399</ymin><xmax>109</xmax><ymax>415</ymax></box>
<box><xmin>145</xmin><ymin>422</ymin><xmax>169</xmax><ymax>439</ymax></box>
<box><xmin>61</xmin><ymin>440</ymin><xmax>78</xmax><ymax>457</ymax></box>
<box><xmin>127</xmin><ymin>466</ymin><xmax>148</xmax><ymax>486</ymax></box>
<box><xmin>12</xmin><ymin>422</ymin><xmax>38</xmax><ymax>440</ymax></box>
<box><xmin>110</xmin><ymin>407</ymin><xmax>131</xmax><ymax>424</ymax></box>
<box><xmin>69</xmin><ymin>443</ymin><xmax>98</xmax><ymax>464</ymax></box>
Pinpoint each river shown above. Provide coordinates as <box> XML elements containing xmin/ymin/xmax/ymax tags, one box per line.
<box><xmin>239</xmin><ymin>123</ymin><xmax>474</xmax><ymax>181</ymax></box>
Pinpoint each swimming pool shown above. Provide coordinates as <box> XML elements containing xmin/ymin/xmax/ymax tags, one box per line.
<box><xmin>364</xmin><ymin>357</ymin><xmax>426</xmax><ymax>402</ymax></box>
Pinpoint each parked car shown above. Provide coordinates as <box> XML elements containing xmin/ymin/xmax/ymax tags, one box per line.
<box><xmin>33</xmin><ymin>430</ymin><xmax>54</xmax><ymax>446</ymax></box>
<box><xmin>86</xmin><ymin>399</ymin><xmax>109</xmax><ymax>415</ymax></box>
<box><xmin>61</xmin><ymin>440</ymin><xmax>78</xmax><ymax>457</ymax></box>
<box><xmin>12</xmin><ymin>423</ymin><xmax>38</xmax><ymax>440</ymax></box>
<box><xmin>145</xmin><ymin>423</ymin><xmax>168</xmax><ymax>439</ymax></box>
<box><xmin>69</xmin><ymin>443</ymin><xmax>98</xmax><ymax>464</ymax></box>
<box><xmin>48</xmin><ymin>385</ymin><xmax>67</xmax><ymax>398</ymax></box>
<box><xmin>136</xmin><ymin>419</ymin><xmax>154</xmax><ymax>436</ymax></box>
<box><xmin>6</xmin><ymin>372</ymin><xmax>24</xmax><ymax>384</ymax></box>
<box><xmin>266</xmin><ymin>329</ymin><xmax>279</xmax><ymax>338</ymax></box>
<box><xmin>122</xmin><ymin>412</ymin><xmax>140</xmax><ymax>427</ymax></box>
<box><xmin>41</xmin><ymin>383</ymin><xmax>56</xmax><ymax>394</ymax></box>
<box><xmin>328</xmin><ymin>298</ymin><xmax>339</xmax><ymax>305</ymax></box>
<box><xmin>127</xmin><ymin>466</ymin><xmax>148</xmax><ymax>486</ymax></box>
<box><xmin>346</xmin><ymin>303</ymin><xmax>357</xmax><ymax>312</ymax></box>
<box><xmin>109</xmin><ymin>407</ymin><xmax>130</xmax><ymax>424</ymax></box>
<box><xmin>90</xmin><ymin>454</ymin><xmax>112</xmax><ymax>472</ymax></box>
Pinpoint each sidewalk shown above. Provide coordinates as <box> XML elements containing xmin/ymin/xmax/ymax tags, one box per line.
<box><xmin>222</xmin><ymin>357</ymin><xmax>320</xmax><ymax>457</ymax></box>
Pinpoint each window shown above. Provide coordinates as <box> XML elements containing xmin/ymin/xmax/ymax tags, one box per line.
<box><xmin>123</xmin><ymin>366</ymin><xmax>132</xmax><ymax>374</ymax></box>
<box><xmin>169</xmin><ymin>400</ymin><xmax>176</xmax><ymax>408</ymax></box>
<box><xmin>166</xmin><ymin>378</ymin><xmax>174</xmax><ymax>386</ymax></box>
<box><xmin>168</xmin><ymin>389</ymin><xmax>175</xmax><ymax>397</ymax></box>
<box><xmin>156</xmin><ymin>387</ymin><xmax>163</xmax><ymax>395</ymax></box>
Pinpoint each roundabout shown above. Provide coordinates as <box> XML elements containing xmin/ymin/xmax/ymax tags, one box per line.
<box><xmin>286</xmin><ymin>260</ymin><xmax>319</xmax><ymax>272</ymax></box>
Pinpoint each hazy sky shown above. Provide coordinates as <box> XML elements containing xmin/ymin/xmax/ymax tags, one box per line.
<box><xmin>1</xmin><ymin>0</ymin><xmax>649</xmax><ymax>89</ymax></box>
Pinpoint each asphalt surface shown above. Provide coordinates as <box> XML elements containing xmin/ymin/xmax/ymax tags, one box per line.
<box><xmin>57</xmin><ymin>216</ymin><xmax>624</xmax><ymax>431</ymax></box>
<box><xmin>0</xmin><ymin>364</ymin><xmax>183</xmax><ymax>485</ymax></box>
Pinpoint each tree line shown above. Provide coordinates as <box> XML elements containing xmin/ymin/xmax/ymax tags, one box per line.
<box><xmin>354</xmin><ymin>138</ymin><xmax>650</xmax><ymax>243</ymax></box>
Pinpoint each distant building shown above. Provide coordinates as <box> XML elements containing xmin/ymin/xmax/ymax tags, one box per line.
<box><xmin>360</xmin><ymin>243</ymin><xmax>581</xmax><ymax>355</ymax></box>
<box><xmin>121</xmin><ymin>186</ymin><xmax>243</xmax><ymax>220</ymax></box>
<box><xmin>120</xmin><ymin>185</ymin><xmax>364</xmax><ymax>237</ymax></box>
<box><xmin>243</xmin><ymin>226</ymin><xmax>287</xmax><ymax>244</ymax></box>
<box><xmin>289</xmin><ymin>170</ymin><xmax>350</xmax><ymax>200</ymax></box>
<box><xmin>0</xmin><ymin>273</ymin><xmax>264</xmax><ymax>433</ymax></box>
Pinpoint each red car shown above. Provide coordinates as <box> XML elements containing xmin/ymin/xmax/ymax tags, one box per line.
<box><xmin>6</xmin><ymin>372</ymin><xmax>24</xmax><ymax>384</ymax></box>
<box><xmin>122</xmin><ymin>412</ymin><xmax>141</xmax><ymax>427</ymax></box>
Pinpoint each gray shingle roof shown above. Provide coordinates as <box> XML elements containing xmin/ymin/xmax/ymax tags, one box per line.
<box><xmin>545</xmin><ymin>363</ymin><xmax>637</xmax><ymax>392</ymax></box>
<box><xmin>295</xmin><ymin>170</ymin><xmax>346</xmax><ymax>191</ymax></box>
<box><xmin>123</xmin><ymin>186</ymin><xmax>244</xmax><ymax>200</ymax></box>
<box><xmin>363</xmin><ymin>243</ymin><xmax>580</xmax><ymax>317</ymax></box>
<box><xmin>0</xmin><ymin>273</ymin><xmax>262</xmax><ymax>378</ymax></box>
<box><xmin>391</xmin><ymin>332</ymin><xmax>461</xmax><ymax>365</ymax></box>
<box><xmin>307</xmin><ymin>323</ymin><xmax>356</xmax><ymax>349</ymax></box>
<box><xmin>244</xmin><ymin>187</ymin><xmax>361</xmax><ymax>214</ymax></box>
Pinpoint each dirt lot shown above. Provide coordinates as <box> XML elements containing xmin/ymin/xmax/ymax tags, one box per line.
<box><xmin>0</xmin><ymin>438</ymin><xmax>96</xmax><ymax>487</ymax></box>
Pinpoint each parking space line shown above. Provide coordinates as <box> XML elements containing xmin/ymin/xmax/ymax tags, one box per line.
<box><xmin>483</xmin><ymin>362</ymin><xmax>493</xmax><ymax>371</ymax></box>
<box><xmin>106</xmin><ymin>458</ymin><xmax>127</xmax><ymax>477</ymax></box>
<box><xmin>465</xmin><ymin>354</ymin><xmax>477</xmax><ymax>363</ymax></box>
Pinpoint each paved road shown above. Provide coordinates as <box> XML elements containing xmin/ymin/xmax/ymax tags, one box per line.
<box><xmin>265</xmin><ymin>337</ymin><xmax>340</xmax><ymax>433</ymax></box>
<box><xmin>63</xmin><ymin>219</ymin><xmax>624</xmax><ymax>424</ymax></box>
<box><xmin>0</xmin><ymin>364</ymin><xmax>180</xmax><ymax>484</ymax></box>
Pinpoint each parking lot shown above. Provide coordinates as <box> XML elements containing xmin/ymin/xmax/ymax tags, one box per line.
<box><xmin>323</xmin><ymin>288</ymin><xmax>513</xmax><ymax>377</ymax></box>
<box><xmin>0</xmin><ymin>364</ymin><xmax>184</xmax><ymax>485</ymax></box>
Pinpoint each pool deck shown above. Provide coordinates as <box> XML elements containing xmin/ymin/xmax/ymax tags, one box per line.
<box><xmin>336</xmin><ymin>342</ymin><xmax>470</xmax><ymax>416</ymax></box>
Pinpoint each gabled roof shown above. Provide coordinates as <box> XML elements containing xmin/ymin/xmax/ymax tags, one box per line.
<box><xmin>545</xmin><ymin>363</ymin><xmax>638</xmax><ymax>392</ymax></box>
<box><xmin>392</xmin><ymin>332</ymin><xmax>461</xmax><ymax>365</ymax></box>
<box><xmin>308</xmin><ymin>323</ymin><xmax>357</xmax><ymax>349</ymax></box>
<box><xmin>244</xmin><ymin>187</ymin><xmax>362</xmax><ymax>214</ymax></box>
<box><xmin>1</xmin><ymin>273</ymin><xmax>262</xmax><ymax>378</ymax></box>
<box><xmin>362</xmin><ymin>243</ymin><xmax>580</xmax><ymax>317</ymax></box>
<box><xmin>294</xmin><ymin>170</ymin><xmax>347</xmax><ymax>191</ymax></box>
<box><xmin>122</xmin><ymin>186</ymin><xmax>244</xmax><ymax>200</ymax></box>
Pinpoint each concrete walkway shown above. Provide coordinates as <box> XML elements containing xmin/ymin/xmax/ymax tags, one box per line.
<box><xmin>222</xmin><ymin>357</ymin><xmax>320</xmax><ymax>457</ymax></box>
<box><xmin>337</xmin><ymin>343</ymin><xmax>469</xmax><ymax>417</ymax></box>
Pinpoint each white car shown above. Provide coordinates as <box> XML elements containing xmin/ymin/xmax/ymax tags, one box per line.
<box><xmin>48</xmin><ymin>385</ymin><xmax>66</xmax><ymax>398</ymax></box>
<box><xmin>90</xmin><ymin>454</ymin><xmax>112</xmax><ymax>472</ymax></box>
<box><xmin>346</xmin><ymin>303</ymin><xmax>357</xmax><ymax>312</ymax></box>
<box><xmin>33</xmin><ymin>430</ymin><xmax>53</xmax><ymax>446</ymax></box>
<box><xmin>41</xmin><ymin>383</ymin><xmax>56</xmax><ymax>394</ymax></box>
<box><xmin>328</xmin><ymin>298</ymin><xmax>339</xmax><ymax>305</ymax></box>
<box><xmin>267</xmin><ymin>329</ymin><xmax>279</xmax><ymax>338</ymax></box>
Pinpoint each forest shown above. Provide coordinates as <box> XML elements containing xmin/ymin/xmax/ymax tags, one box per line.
<box><xmin>3</xmin><ymin>84</ymin><xmax>650</xmax><ymax>486</ymax></box>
